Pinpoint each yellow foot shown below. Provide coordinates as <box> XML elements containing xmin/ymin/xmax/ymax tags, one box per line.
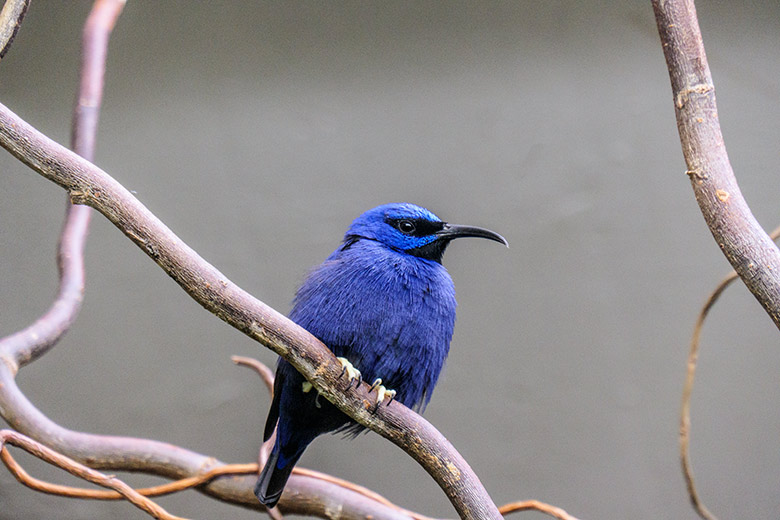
<box><xmin>301</xmin><ymin>381</ymin><xmax>325</xmax><ymax>408</ymax></box>
<box><xmin>336</xmin><ymin>357</ymin><xmax>362</xmax><ymax>388</ymax></box>
<box><xmin>369</xmin><ymin>378</ymin><xmax>397</xmax><ymax>407</ymax></box>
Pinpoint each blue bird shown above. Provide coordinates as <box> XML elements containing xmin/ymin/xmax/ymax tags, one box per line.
<box><xmin>255</xmin><ymin>203</ymin><xmax>506</xmax><ymax>507</ymax></box>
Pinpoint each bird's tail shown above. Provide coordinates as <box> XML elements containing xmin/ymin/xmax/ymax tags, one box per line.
<box><xmin>255</xmin><ymin>445</ymin><xmax>302</xmax><ymax>508</ymax></box>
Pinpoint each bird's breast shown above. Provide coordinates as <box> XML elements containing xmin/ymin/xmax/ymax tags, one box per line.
<box><xmin>289</xmin><ymin>242</ymin><xmax>456</xmax><ymax>408</ymax></box>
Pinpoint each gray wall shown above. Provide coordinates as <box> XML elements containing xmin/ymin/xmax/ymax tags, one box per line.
<box><xmin>2</xmin><ymin>1</ymin><xmax>779</xmax><ymax>519</ymax></box>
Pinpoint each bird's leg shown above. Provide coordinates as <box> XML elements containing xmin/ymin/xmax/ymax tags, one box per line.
<box><xmin>302</xmin><ymin>357</ymin><xmax>363</xmax><ymax>405</ymax></box>
<box><xmin>301</xmin><ymin>381</ymin><xmax>324</xmax><ymax>407</ymax></box>
<box><xmin>336</xmin><ymin>357</ymin><xmax>362</xmax><ymax>388</ymax></box>
<box><xmin>369</xmin><ymin>378</ymin><xmax>397</xmax><ymax>409</ymax></box>
<box><xmin>336</xmin><ymin>358</ymin><xmax>396</xmax><ymax>407</ymax></box>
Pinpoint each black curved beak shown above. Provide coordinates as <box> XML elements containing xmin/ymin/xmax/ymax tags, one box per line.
<box><xmin>436</xmin><ymin>223</ymin><xmax>509</xmax><ymax>247</ymax></box>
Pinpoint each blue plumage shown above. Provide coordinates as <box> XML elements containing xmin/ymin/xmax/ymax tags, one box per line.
<box><xmin>255</xmin><ymin>203</ymin><xmax>506</xmax><ymax>507</ymax></box>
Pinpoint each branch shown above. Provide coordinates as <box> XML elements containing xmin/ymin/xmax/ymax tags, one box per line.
<box><xmin>73</xmin><ymin>0</ymin><xmax>124</xmax><ymax>161</ymax></box>
<box><xmin>500</xmin><ymin>501</ymin><xmax>580</xmax><ymax>520</ymax></box>
<box><xmin>1</xmin><ymin>341</ymin><xmax>446</xmax><ymax>519</ymax></box>
<box><xmin>0</xmin><ymin>0</ymin><xmax>122</xmax><ymax>371</ymax></box>
<box><xmin>652</xmin><ymin>0</ymin><xmax>780</xmax><ymax>330</ymax></box>
<box><xmin>0</xmin><ymin>430</ymin><xmax>186</xmax><ymax>520</ymax></box>
<box><xmin>0</xmin><ymin>2</ymin><xmax>441</xmax><ymax>518</ymax></box>
<box><xmin>0</xmin><ymin>3</ymin><xmax>582</xmax><ymax>518</ymax></box>
<box><xmin>0</xmin><ymin>102</ymin><xmax>500</xmax><ymax>520</ymax></box>
<box><xmin>0</xmin><ymin>0</ymin><xmax>29</xmax><ymax>59</ymax></box>
<box><xmin>0</xmin><ymin>1</ymin><xmax>500</xmax><ymax>517</ymax></box>
<box><xmin>679</xmin><ymin>273</ymin><xmax>734</xmax><ymax>520</ymax></box>
<box><xmin>679</xmin><ymin>225</ymin><xmax>780</xmax><ymax>520</ymax></box>
<box><xmin>2</xmin><ymin>353</ymin><xmax>576</xmax><ymax>520</ymax></box>
<box><xmin>0</xmin><ymin>433</ymin><xmax>423</xmax><ymax>520</ymax></box>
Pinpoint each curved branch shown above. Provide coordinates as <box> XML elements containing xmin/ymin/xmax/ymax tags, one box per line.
<box><xmin>499</xmin><ymin>501</ymin><xmax>580</xmax><ymax>520</ymax></box>
<box><xmin>0</xmin><ymin>430</ymin><xmax>186</xmax><ymax>520</ymax></box>
<box><xmin>72</xmin><ymin>0</ymin><xmax>124</xmax><ymax>160</ymax></box>
<box><xmin>4</xmin><ymin>350</ymin><xmax>572</xmax><ymax>520</ymax></box>
<box><xmin>679</xmin><ymin>224</ymin><xmax>780</xmax><ymax>520</ymax></box>
<box><xmin>0</xmin><ymin>2</ymin><xmax>437</xmax><ymax>518</ymax></box>
<box><xmin>0</xmin><ymin>1</ymin><xmax>498</xmax><ymax>517</ymax></box>
<box><xmin>233</xmin><ymin>355</ymin><xmax>275</xmax><ymax>396</ymax></box>
<box><xmin>652</xmin><ymin>0</ymin><xmax>780</xmax><ymax>330</ymax></box>
<box><xmin>0</xmin><ymin>105</ymin><xmax>500</xmax><ymax>520</ymax></box>
<box><xmin>0</xmin><ymin>359</ymin><xmax>431</xmax><ymax>520</ymax></box>
<box><xmin>679</xmin><ymin>271</ymin><xmax>732</xmax><ymax>520</ymax></box>
<box><xmin>0</xmin><ymin>0</ymin><xmax>123</xmax><ymax>370</ymax></box>
<box><xmin>0</xmin><ymin>0</ymin><xmax>29</xmax><ymax>59</ymax></box>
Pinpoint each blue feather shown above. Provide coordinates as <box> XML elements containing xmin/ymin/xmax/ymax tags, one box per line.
<box><xmin>255</xmin><ymin>203</ymin><xmax>506</xmax><ymax>508</ymax></box>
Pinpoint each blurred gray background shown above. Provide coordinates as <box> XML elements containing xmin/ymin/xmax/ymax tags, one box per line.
<box><xmin>1</xmin><ymin>1</ymin><xmax>779</xmax><ymax>519</ymax></box>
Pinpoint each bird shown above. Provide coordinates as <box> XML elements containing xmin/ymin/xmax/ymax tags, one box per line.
<box><xmin>255</xmin><ymin>202</ymin><xmax>507</xmax><ymax>508</ymax></box>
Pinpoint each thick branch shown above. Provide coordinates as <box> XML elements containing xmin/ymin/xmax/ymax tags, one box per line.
<box><xmin>652</xmin><ymin>0</ymin><xmax>780</xmax><ymax>329</ymax></box>
<box><xmin>0</xmin><ymin>102</ymin><xmax>501</xmax><ymax>519</ymax></box>
<box><xmin>0</xmin><ymin>2</ymin><xmax>449</xmax><ymax>518</ymax></box>
<box><xmin>0</xmin><ymin>0</ymin><xmax>29</xmax><ymax>59</ymax></box>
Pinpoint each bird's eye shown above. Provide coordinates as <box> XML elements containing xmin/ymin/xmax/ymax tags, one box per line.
<box><xmin>398</xmin><ymin>220</ymin><xmax>416</xmax><ymax>234</ymax></box>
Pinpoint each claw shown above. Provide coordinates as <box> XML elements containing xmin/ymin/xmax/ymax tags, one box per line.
<box><xmin>368</xmin><ymin>378</ymin><xmax>397</xmax><ymax>409</ymax></box>
<box><xmin>336</xmin><ymin>357</ymin><xmax>362</xmax><ymax>388</ymax></box>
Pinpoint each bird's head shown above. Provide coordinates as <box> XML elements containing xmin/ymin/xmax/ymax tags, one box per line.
<box><xmin>344</xmin><ymin>203</ymin><xmax>508</xmax><ymax>263</ymax></box>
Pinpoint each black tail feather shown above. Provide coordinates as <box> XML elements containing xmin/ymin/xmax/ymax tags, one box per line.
<box><xmin>255</xmin><ymin>448</ymin><xmax>300</xmax><ymax>508</ymax></box>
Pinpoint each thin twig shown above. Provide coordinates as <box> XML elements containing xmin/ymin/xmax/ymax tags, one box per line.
<box><xmin>1</xmin><ymin>435</ymin><xmax>450</xmax><ymax>520</ymax></box>
<box><xmin>0</xmin><ymin>360</ymin><xmax>430</xmax><ymax>519</ymax></box>
<box><xmin>1</xmin><ymin>444</ymin><xmax>254</xmax><ymax>500</ymax></box>
<box><xmin>292</xmin><ymin>467</ymin><xmax>442</xmax><ymax>520</ymax></box>
<box><xmin>0</xmin><ymin>430</ymin><xmax>186</xmax><ymax>520</ymax></box>
<box><xmin>0</xmin><ymin>0</ymin><xmax>125</xmax><ymax>370</ymax></box>
<box><xmin>72</xmin><ymin>0</ymin><xmax>125</xmax><ymax>159</ymax></box>
<box><xmin>234</xmin><ymin>355</ymin><xmax>441</xmax><ymax>520</ymax></box>
<box><xmin>499</xmin><ymin>500</ymin><xmax>581</xmax><ymax>520</ymax></box>
<box><xmin>232</xmin><ymin>356</ymin><xmax>275</xmax><ymax>467</ymax></box>
<box><xmin>1</xmin><ymin>428</ymin><xmax>452</xmax><ymax>520</ymax></box>
<box><xmin>233</xmin><ymin>355</ymin><xmax>284</xmax><ymax>519</ymax></box>
<box><xmin>0</xmin><ymin>434</ymin><xmax>441</xmax><ymax>519</ymax></box>
<box><xmin>679</xmin><ymin>275</ymin><xmax>732</xmax><ymax>520</ymax></box>
<box><xmin>679</xmin><ymin>225</ymin><xmax>780</xmax><ymax>520</ymax></box>
<box><xmin>233</xmin><ymin>355</ymin><xmax>275</xmax><ymax>396</ymax></box>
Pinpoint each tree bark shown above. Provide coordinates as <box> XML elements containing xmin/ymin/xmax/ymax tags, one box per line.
<box><xmin>652</xmin><ymin>0</ymin><xmax>780</xmax><ymax>329</ymax></box>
